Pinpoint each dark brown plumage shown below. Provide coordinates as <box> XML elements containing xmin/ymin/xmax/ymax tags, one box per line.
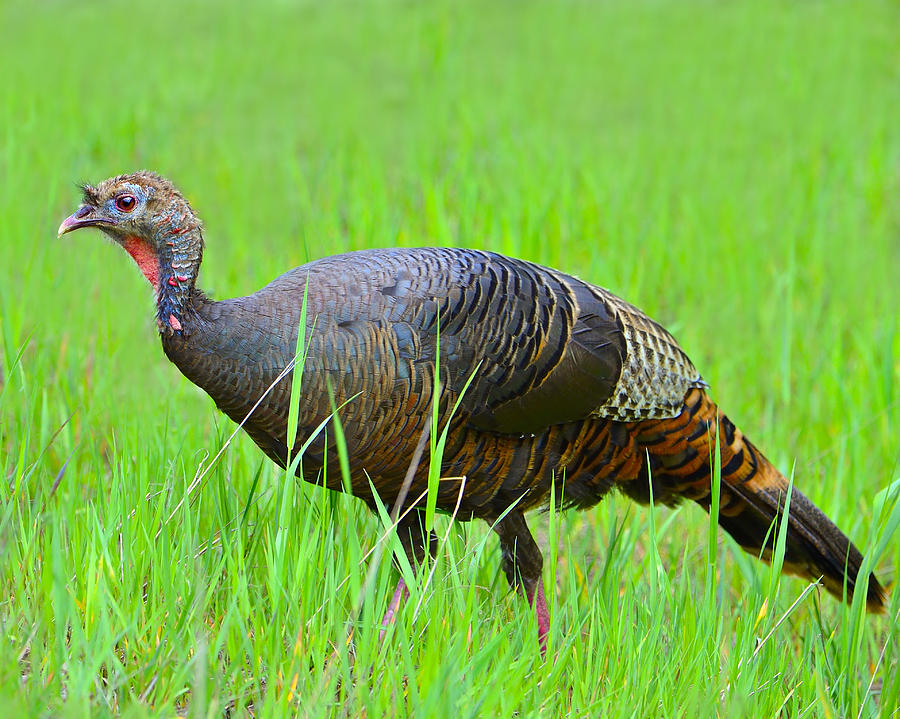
<box><xmin>59</xmin><ymin>172</ymin><xmax>886</xmax><ymax>648</ymax></box>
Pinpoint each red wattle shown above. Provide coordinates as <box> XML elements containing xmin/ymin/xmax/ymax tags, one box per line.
<box><xmin>121</xmin><ymin>236</ymin><xmax>160</xmax><ymax>290</ymax></box>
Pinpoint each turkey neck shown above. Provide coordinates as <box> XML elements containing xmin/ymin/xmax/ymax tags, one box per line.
<box><xmin>148</xmin><ymin>210</ymin><xmax>204</xmax><ymax>336</ymax></box>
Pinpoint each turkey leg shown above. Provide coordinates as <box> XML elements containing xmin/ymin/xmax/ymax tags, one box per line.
<box><xmin>492</xmin><ymin>510</ymin><xmax>550</xmax><ymax>656</ymax></box>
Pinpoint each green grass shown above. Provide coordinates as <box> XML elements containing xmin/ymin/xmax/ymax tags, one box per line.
<box><xmin>2</xmin><ymin>0</ymin><xmax>900</xmax><ymax>715</ymax></box>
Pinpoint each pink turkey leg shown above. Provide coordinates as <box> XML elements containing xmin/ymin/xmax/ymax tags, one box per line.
<box><xmin>379</xmin><ymin>578</ymin><xmax>409</xmax><ymax>640</ymax></box>
<box><xmin>526</xmin><ymin>581</ymin><xmax>550</xmax><ymax>656</ymax></box>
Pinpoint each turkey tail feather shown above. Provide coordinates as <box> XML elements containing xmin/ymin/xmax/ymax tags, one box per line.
<box><xmin>639</xmin><ymin>389</ymin><xmax>886</xmax><ymax>612</ymax></box>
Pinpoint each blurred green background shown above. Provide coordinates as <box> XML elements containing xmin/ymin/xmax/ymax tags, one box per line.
<box><xmin>2</xmin><ymin>0</ymin><xmax>899</xmax><ymax>716</ymax></box>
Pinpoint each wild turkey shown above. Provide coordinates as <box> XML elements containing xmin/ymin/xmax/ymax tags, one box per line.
<box><xmin>59</xmin><ymin>171</ymin><xmax>886</xmax><ymax>650</ymax></box>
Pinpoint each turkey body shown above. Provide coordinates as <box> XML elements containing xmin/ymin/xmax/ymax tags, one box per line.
<box><xmin>161</xmin><ymin>247</ymin><xmax>883</xmax><ymax>609</ymax></box>
<box><xmin>163</xmin><ymin>247</ymin><xmax>699</xmax><ymax>515</ymax></box>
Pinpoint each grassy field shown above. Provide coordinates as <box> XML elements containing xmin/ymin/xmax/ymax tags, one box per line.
<box><xmin>2</xmin><ymin>0</ymin><xmax>900</xmax><ymax>715</ymax></box>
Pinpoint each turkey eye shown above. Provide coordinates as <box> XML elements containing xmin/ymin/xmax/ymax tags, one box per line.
<box><xmin>115</xmin><ymin>195</ymin><xmax>137</xmax><ymax>212</ymax></box>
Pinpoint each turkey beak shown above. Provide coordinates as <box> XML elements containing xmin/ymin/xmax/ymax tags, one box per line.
<box><xmin>57</xmin><ymin>205</ymin><xmax>116</xmax><ymax>236</ymax></box>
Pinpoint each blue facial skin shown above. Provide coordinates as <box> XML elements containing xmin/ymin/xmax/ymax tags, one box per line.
<box><xmin>103</xmin><ymin>183</ymin><xmax>150</xmax><ymax>230</ymax></box>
